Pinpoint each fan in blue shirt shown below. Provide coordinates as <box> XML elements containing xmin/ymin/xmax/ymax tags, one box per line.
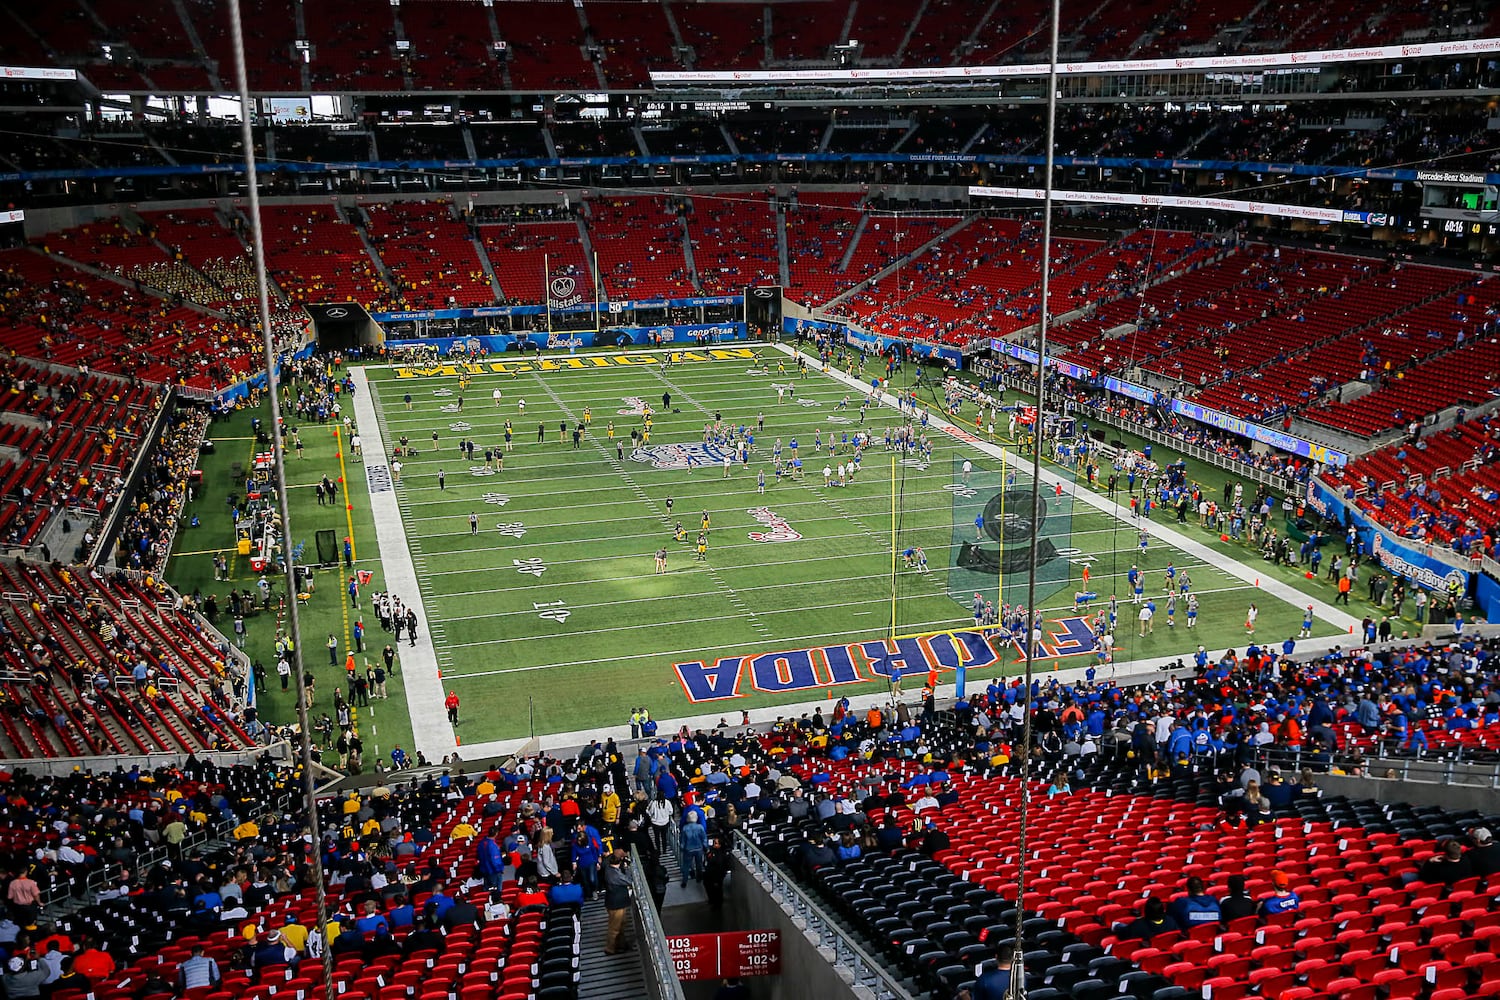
<box><xmin>1167</xmin><ymin>877</ymin><xmax>1222</xmax><ymax>927</ymax></box>
<box><xmin>1259</xmin><ymin>871</ymin><xmax>1301</xmax><ymax>915</ymax></box>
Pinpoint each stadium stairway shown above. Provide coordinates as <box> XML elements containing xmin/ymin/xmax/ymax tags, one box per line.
<box><xmin>576</xmin><ymin>216</ymin><xmax>599</xmax><ymax>288</ymax></box>
<box><xmin>352</xmin><ymin>207</ymin><xmax>402</xmax><ymax>292</ymax></box>
<box><xmin>576</xmin><ymin>901</ymin><xmax>648</xmax><ymax>1000</ymax></box>
<box><xmin>678</xmin><ymin>212</ymin><xmax>700</xmax><ymax>292</ymax></box>
<box><xmin>776</xmin><ymin>199</ymin><xmax>791</xmax><ymax>287</ymax></box>
<box><xmin>473</xmin><ymin>230</ymin><xmax>508</xmax><ymax>303</ymax></box>
<box><xmin>822</xmin><ymin>214</ymin><xmax>975</xmax><ymax>312</ymax></box>
<box><xmin>839</xmin><ymin>212</ymin><xmax>870</xmax><ymax>273</ymax></box>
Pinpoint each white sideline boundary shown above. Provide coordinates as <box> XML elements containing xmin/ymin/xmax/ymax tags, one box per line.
<box><xmin>350</xmin><ymin>367</ymin><xmax>458</xmax><ymax>761</ymax></box>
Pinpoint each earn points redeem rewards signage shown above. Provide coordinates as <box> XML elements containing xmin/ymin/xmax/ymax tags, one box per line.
<box><xmin>668</xmin><ymin>930</ymin><xmax>782</xmax><ymax>981</ymax></box>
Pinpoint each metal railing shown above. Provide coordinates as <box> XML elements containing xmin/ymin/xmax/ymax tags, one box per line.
<box><xmin>629</xmin><ymin>845</ymin><xmax>687</xmax><ymax>1000</ymax></box>
<box><xmin>1251</xmin><ymin>746</ymin><xmax>1500</xmax><ymax>788</ymax></box>
<box><xmin>1315</xmin><ymin>476</ymin><xmax>1487</xmax><ymax>574</ymax></box>
<box><xmin>733</xmin><ymin>831</ymin><xmax>916</xmax><ymax>1000</ymax></box>
<box><xmin>40</xmin><ymin>785</ymin><xmax>300</xmax><ymax>917</ymax></box>
<box><xmin>1074</xmin><ymin>401</ymin><xmax>1290</xmax><ymax>489</ymax></box>
<box><xmin>4</xmin><ymin>741</ymin><xmax>293</xmax><ymax>777</ymax></box>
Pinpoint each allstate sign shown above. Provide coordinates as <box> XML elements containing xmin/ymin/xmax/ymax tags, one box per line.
<box><xmin>547</xmin><ymin>276</ymin><xmax>584</xmax><ymax>309</ymax></box>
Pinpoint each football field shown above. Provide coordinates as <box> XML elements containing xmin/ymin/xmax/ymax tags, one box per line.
<box><xmin>360</xmin><ymin>346</ymin><xmax>1352</xmax><ymax>745</ymax></box>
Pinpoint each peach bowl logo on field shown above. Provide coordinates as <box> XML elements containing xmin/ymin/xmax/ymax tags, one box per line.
<box><xmin>747</xmin><ymin>506</ymin><xmax>801</xmax><ymax>542</ymax></box>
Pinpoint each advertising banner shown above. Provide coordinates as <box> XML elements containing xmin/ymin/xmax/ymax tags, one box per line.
<box><xmin>385</xmin><ymin>322</ymin><xmax>746</xmax><ymax>356</ymax></box>
<box><xmin>371</xmin><ymin>295</ymin><xmax>738</xmax><ymax>324</ymax></box>
<box><xmin>651</xmin><ymin>36</ymin><xmax>1500</xmax><ymax>84</ymax></box>
<box><xmin>1305</xmin><ymin>480</ymin><xmax>1472</xmax><ymax>593</ymax></box>
<box><xmin>970</xmin><ymin>186</ymin><xmax>1348</xmax><ymax>223</ymax></box>
<box><xmin>783</xmin><ymin>316</ymin><xmax>964</xmax><ymax>367</ymax></box>
<box><xmin>4</xmin><ymin>154</ymin><xmax>1494</xmax><ymax>187</ymax></box>
<box><xmin>988</xmin><ymin>340</ymin><xmax>1347</xmax><ymax>466</ymax></box>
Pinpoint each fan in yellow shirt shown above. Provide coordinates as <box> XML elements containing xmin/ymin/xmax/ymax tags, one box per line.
<box><xmin>600</xmin><ymin>787</ymin><xmax>621</xmax><ymax>826</ymax></box>
<box><xmin>277</xmin><ymin>920</ymin><xmax>309</xmax><ymax>954</ymax></box>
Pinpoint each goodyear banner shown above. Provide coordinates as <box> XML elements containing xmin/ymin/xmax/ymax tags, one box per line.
<box><xmin>1305</xmin><ymin>480</ymin><xmax>1472</xmax><ymax>595</ymax></box>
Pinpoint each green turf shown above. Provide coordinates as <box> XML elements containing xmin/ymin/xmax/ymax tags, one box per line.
<box><xmin>167</xmin><ymin>385</ymin><xmax>414</xmax><ymax>765</ymax></box>
<box><xmin>166</xmin><ymin>347</ymin><xmax>1410</xmax><ymax>757</ymax></box>
<box><xmin>357</xmin><ymin>347</ymin><xmax>1358</xmax><ymax>743</ymax></box>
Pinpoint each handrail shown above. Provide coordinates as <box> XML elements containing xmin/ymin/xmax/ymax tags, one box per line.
<box><xmin>732</xmin><ymin>830</ymin><xmax>917</xmax><ymax>1000</ymax></box>
<box><xmin>88</xmin><ymin>387</ymin><xmax>176</xmax><ymax>566</ymax></box>
<box><xmin>0</xmin><ymin>739</ymin><xmax>294</xmax><ymax>776</ymax></box>
<box><xmin>1072</xmin><ymin>398</ymin><xmax>1287</xmax><ymax>489</ymax></box>
<box><xmin>1312</xmin><ymin>475</ymin><xmax>1487</xmax><ymax>575</ymax></box>
<box><xmin>1251</xmin><ymin>745</ymin><xmax>1500</xmax><ymax>788</ymax></box>
<box><xmin>628</xmin><ymin>845</ymin><xmax>687</xmax><ymax>1000</ymax></box>
<box><xmin>41</xmin><ymin>786</ymin><xmax>298</xmax><ymax>916</ymax></box>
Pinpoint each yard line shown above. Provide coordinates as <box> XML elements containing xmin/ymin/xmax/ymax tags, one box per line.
<box><xmin>417</xmin><ymin>522</ymin><xmax>1224</xmax><ymax>580</ymax></box>
<box><xmin>436</xmin><ymin>579</ymin><xmax>1267</xmax><ymax>680</ymax></box>
<box><xmin>775</xmin><ymin>342</ymin><xmax>1362</xmax><ymax>634</ymax></box>
<box><xmin>363</xmin><ymin>354</ymin><xmax>1340</xmax><ymax>740</ymax></box>
<box><xmin>526</xmin><ymin>363</ymin><xmax>778</xmax><ymax>639</ymax></box>
<box><xmin>434</xmin><ymin>572</ymin><xmax>1253</xmax><ymax>640</ymax></box>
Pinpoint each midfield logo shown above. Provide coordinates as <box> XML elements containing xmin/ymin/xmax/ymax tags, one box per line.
<box><xmin>630</xmin><ymin>442</ymin><xmax>735</xmax><ymax>471</ymax></box>
<box><xmin>617</xmin><ymin>396</ymin><xmax>649</xmax><ymax>416</ymax></box>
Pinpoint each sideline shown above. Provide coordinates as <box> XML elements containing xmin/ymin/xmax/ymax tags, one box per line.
<box><xmin>350</xmin><ymin>367</ymin><xmax>458</xmax><ymax>760</ymax></box>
